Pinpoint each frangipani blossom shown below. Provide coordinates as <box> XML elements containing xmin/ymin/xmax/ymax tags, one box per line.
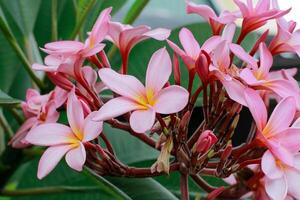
<box><xmin>25</xmin><ymin>89</ymin><xmax>103</xmax><ymax>179</ymax></box>
<box><xmin>207</xmin><ymin>25</ymin><xmax>258</xmax><ymax>106</ymax></box>
<box><xmin>21</xmin><ymin>89</ymin><xmax>51</xmax><ymax>118</ymax></box>
<box><xmin>167</xmin><ymin>28</ymin><xmax>201</xmax><ymax>70</ymax></box>
<box><xmin>186</xmin><ymin>0</ymin><xmax>240</xmax><ymax>35</ymax></box>
<box><xmin>262</xmin><ymin>150</ymin><xmax>300</xmax><ymax>200</ymax></box>
<box><xmin>93</xmin><ymin>48</ymin><xmax>189</xmax><ymax>133</ymax></box>
<box><xmin>268</xmin><ymin>0</ymin><xmax>300</xmax><ymax>56</ymax></box>
<box><xmin>234</xmin><ymin>0</ymin><xmax>290</xmax><ymax>39</ymax></box>
<box><xmin>10</xmin><ymin>101</ymin><xmax>59</xmax><ymax>148</ymax></box>
<box><xmin>9</xmin><ymin>88</ymin><xmax>68</xmax><ymax>148</ymax></box>
<box><xmin>33</xmin><ymin>8</ymin><xmax>112</xmax><ymax>74</ymax></box>
<box><xmin>106</xmin><ymin>21</ymin><xmax>170</xmax><ymax>73</ymax></box>
<box><xmin>240</xmin><ymin>43</ymin><xmax>300</xmax><ymax>108</ymax></box>
<box><xmin>244</xmin><ymin>88</ymin><xmax>300</xmax><ymax>166</ymax></box>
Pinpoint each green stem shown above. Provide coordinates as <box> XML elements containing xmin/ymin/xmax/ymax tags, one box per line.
<box><xmin>70</xmin><ymin>0</ymin><xmax>96</xmax><ymax>39</ymax></box>
<box><xmin>51</xmin><ymin>0</ymin><xmax>58</xmax><ymax>41</ymax></box>
<box><xmin>8</xmin><ymin>108</ymin><xmax>24</xmax><ymax>125</ymax></box>
<box><xmin>0</xmin><ymin>15</ymin><xmax>45</xmax><ymax>89</ymax></box>
<box><xmin>0</xmin><ymin>110</ymin><xmax>14</xmax><ymax>138</ymax></box>
<box><xmin>122</xmin><ymin>0</ymin><xmax>149</xmax><ymax>24</ymax></box>
<box><xmin>0</xmin><ymin>186</ymin><xmax>100</xmax><ymax>197</ymax></box>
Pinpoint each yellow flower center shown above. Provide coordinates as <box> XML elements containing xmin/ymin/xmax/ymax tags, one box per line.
<box><xmin>135</xmin><ymin>88</ymin><xmax>156</xmax><ymax>109</ymax></box>
<box><xmin>275</xmin><ymin>159</ymin><xmax>287</xmax><ymax>171</ymax></box>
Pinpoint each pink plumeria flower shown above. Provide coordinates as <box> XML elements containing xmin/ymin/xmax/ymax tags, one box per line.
<box><xmin>208</xmin><ymin>23</ymin><xmax>258</xmax><ymax>69</ymax></box>
<box><xmin>25</xmin><ymin>89</ymin><xmax>103</xmax><ymax>179</ymax></box>
<box><xmin>268</xmin><ymin>1</ymin><xmax>300</xmax><ymax>56</ymax></box>
<box><xmin>186</xmin><ymin>0</ymin><xmax>240</xmax><ymax>35</ymax></box>
<box><xmin>207</xmin><ymin>25</ymin><xmax>258</xmax><ymax>106</ymax></box>
<box><xmin>33</xmin><ymin>8</ymin><xmax>112</xmax><ymax>74</ymax></box>
<box><xmin>167</xmin><ymin>27</ymin><xmax>221</xmax><ymax>71</ymax></box>
<box><xmin>262</xmin><ymin>150</ymin><xmax>300</xmax><ymax>200</ymax></box>
<box><xmin>244</xmin><ymin>88</ymin><xmax>300</xmax><ymax>166</ymax></box>
<box><xmin>10</xmin><ymin>100</ymin><xmax>59</xmax><ymax>148</ymax></box>
<box><xmin>93</xmin><ymin>48</ymin><xmax>189</xmax><ymax>133</ymax></box>
<box><xmin>167</xmin><ymin>28</ymin><xmax>201</xmax><ymax>70</ymax></box>
<box><xmin>106</xmin><ymin>21</ymin><xmax>170</xmax><ymax>73</ymax></box>
<box><xmin>32</xmin><ymin>55</ymin><xmax>76</xmax><ymax>77</ymax></box>
<box><xmin>240</xmin><ymin>43</ymin><xmax>300</xmax><ymax>108</ymax></box>
<box><xmin>21</xmin><ymin>89</ymin><xmax>51</xmax><ymax>118</ymax></box>
<box><xmin>234</xmin><ymin>0</ymin><xmax>290</xmax><ymax>38</ymax></box>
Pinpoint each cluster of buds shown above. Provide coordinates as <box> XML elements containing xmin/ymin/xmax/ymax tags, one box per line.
<box><xmin>9</xmin><ymin>0</ymin><xmax>300</xmax><ymax>199</ymax></box>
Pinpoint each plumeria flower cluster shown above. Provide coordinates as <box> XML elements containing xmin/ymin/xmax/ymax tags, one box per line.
<box><xmin>9</xmin><ymin>1</ymin><xmax>300</xmax><ymax>199</ymax></box>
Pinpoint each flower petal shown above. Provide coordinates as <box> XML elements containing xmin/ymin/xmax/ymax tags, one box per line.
<box><xmin>257</xmin><ymin>43</ymin><xmax>273</xmax><ymax>77</ymax></box>
<box><xmin>186</xmin><ymin>2</ymin><xmax>216</xmax><ymax>21</ymax></box>
<box><xmin>221</xmin><ymin>78</ymin><xmax>247</xmax><ymax>106</ymax></box>
<box><xmin>98</xmin><ymin>68</ymin><xmax>145</xmax><ymax>100</ymax></box>
<box><xmin>286</xmin><ymin>168</ymin><xmax>300</xmax><ymax>199</ymax></box>
<box><xmin>65</xmin><ymin>143</ymin><xmax>86</xmax><ymax>171</ymax></box>
<box><xmin>271</xmin><ymin>128</ymin><xmax>300</xmax><ymax>153</ymax></box>
<box><xmin>90</xmin><ymin>7</ymin><xmax>111</xmax><ymax>44</ymax></box>
<box><xmin>143</xmin><ymin>28</ymin><xmax>170</xmax><ymax>40</ymax></box>
<box><xmin>93</xmin><ymin>97</ymin><xmax>139</xmax><ymax>121</ymax></box>
<box><xmin>262</xmin><ymin>150</ymin><xmax>284</xmax><ymax>179</ymax></box>
<box><xmin>37</xmin><ymin>145</ymin><xmax>72</xmax><ymax>179</ymax></box>
<box><xmin>264</xmin><ymin>96</ymin><xmax>296</xmax><ymax>137</ymax></box>
<box><xmin>222</xmin><ymin>23</ymin><xmax>236</xmax><ymax>43</ymax></box>
<box><xmin>201</xmin><ymin>36</ymin><xmax>222</xmax><ymax>53</ymax></box>
<box><xmin>229</xmin><ymin>43</ymin><xmax>258</xmax><ymax>69</ymax></box>
<box><xmin>244</xmin><ymin>88</ymin><xmax>267</xmax><ymax>132</ymax></box>
<box><xmin>267</xmin><ymin>140</ymin><xmax>294</xmax><ymax>167</ymax></box>
<box><xmin>146</xmin><ymin>48</ymin><xmax>172</xmax><ymax>93</ymax></box>
<box><xmin>129</xmin><ymin>108</ymin><xmax>156</xmax><ymax>133</ymax></box>
<box><xmin>179</xmin><ymin>28</ymin><xmax>200</xmax><ymax>59</ymax></box>
<box><xmin>9</xmin><ymin>117</ymin><xmax>37</xmax><ymax>148</ymax></box>
<box><xmin>26</xmin><ymin>123</ymin><xmax>74</xmax><ymax>146</ymax></box>
<box><xmin>167</xmin><ymin>39</ymin><xmax>186</xmax><ymax>58</ymax></box>
<box><xmin>265</xmin><ymin>176</ymin><xmax>288</xmax><ymax>200</ymax></box>
<box><xmin>67</xmin><ymin>89</ymin><xmax>84</xmax><ymax>138</ymax></box>
<box><xmin>82</xmin><ymin>112</ymin><xmax>103</xmax><ymax>142</ymax></box>
<box><xmin>240</xmin><ymin>68</ymin><xmax>261</xmax><ymax>85</ymax></box>
<box><xmin>261</xmin><ymin>79</ymin><xmax>299</xmax><ymax>100</ymax></box>
<box><xmin>153</xmin><ymin>85</ymin><xmax>189</xmax><ymax>114</ymax></box>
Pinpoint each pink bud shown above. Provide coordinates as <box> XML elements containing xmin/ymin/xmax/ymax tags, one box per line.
<box><xmin>195</xmin><ymin>130</ymin><xmax>217</xmax><ymax>153</ymax></box>
<box><xmin>195</xmin><ymin>50</ymin><xmax>210</xmax><ymax>85</ymax></box>
<box><xmin>172</xmin><ymin>52</ymin><xmax>181</xmax><ymax>85</ymax></box>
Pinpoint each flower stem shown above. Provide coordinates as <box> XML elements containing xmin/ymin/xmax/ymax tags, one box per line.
<box><xmin>180</xmin><ymin>173</ymin><xmax>189</xmax><ymax>200</ymax></box>
<box><xmin>51</xmin><ymin>0</ymin><xmax>58</xmax><ymax>41</ymax></box>
<box><xmin>122</xmin><ymin>0</ymin><xmax>150</xmax><ymax>24</ymax></box>
<box><xmin>0</xmin><ymin>110</ymin><xmax>14</xmax><ymax>138</ymax></box>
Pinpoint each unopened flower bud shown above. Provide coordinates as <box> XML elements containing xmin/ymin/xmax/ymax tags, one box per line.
<box><xmin>173</xmin><ymin>52</ymin><xmax>181</xmax><ymax>85</ymax></box>
<box><xmin>195</xmin><ymin>50</ymin><xmax>210</xmax><ymax>85</ymax></box>
<box><xmin>195</xmin><ymin>130</ymin><xmax>217</xmax><ymax>154</ymax></box>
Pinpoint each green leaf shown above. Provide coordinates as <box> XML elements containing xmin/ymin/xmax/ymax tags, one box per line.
<box><xmin>106</xmin><ymin>177</ymin><xmax>179</xmax><ymax>200</ymax></box>
<box><xmin>0</xmin><ymin>90</ymin><xmax>21</xmax><ymax>106</ymax></box>
<box><xmin>0</xmin><ymin>0</ymin><xmax>41</xmax><ymax>36</ymax></box>
<box><xmin>103</xmin><ymin>123</ymin><xmax>159</xmax><ymax>165</ymax></box>
<box><xmin>9</xmin><ymin>159</ymin><xmax>130</xmax><ymax>200</ymax></box>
